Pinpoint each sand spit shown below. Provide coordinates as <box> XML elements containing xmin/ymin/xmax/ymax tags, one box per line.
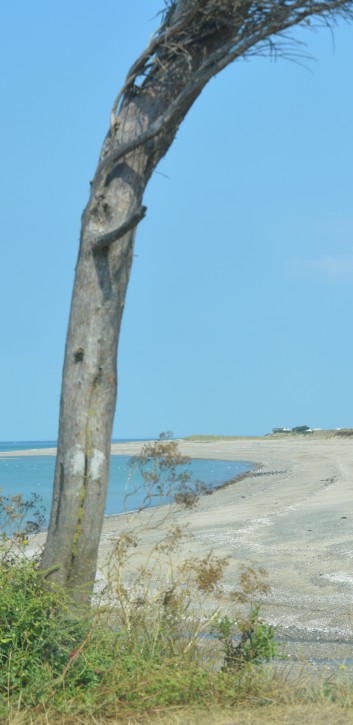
<box><xmin>105</xmin><ymin>437</ymin><xmax>353</xmax><ymax>651</ymax></box>
<box><xmin>9</xmin><ymin>437</ymin><xmax>353</xmax><ymax>654</ymax></box>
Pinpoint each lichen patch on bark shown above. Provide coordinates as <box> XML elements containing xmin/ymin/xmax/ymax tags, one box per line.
<box><xmin>89</xmin><ymin>449</ymin><xmax>106</xmax><ymax>481</ymax></box>
<box><xmin>66</xmin><ymin>446</ymin><xmax>86</xmax><ymax>477</ymax></box>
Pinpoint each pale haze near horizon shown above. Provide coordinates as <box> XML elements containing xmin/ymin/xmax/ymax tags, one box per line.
<box><xmin>1</xmin><ymin>2</ymin><xmax>352</xmax><ymax>441</ymax></box>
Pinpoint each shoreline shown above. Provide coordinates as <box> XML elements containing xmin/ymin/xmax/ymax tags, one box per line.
<box><xmin>11</xmin><ymin>437</ymin><xmax>353</xmax><ymax>657</ymax></box>
<box><xmin>0</xmin><ymin>438</ymin><xmax>262</xmax><ymax>459</ymax></box>
<box><xmin>0</xmin><ymin>442</ymin><xmax>256</xmax><ymax>522</ymax></box>
<box><xmin>101</xmin><ymin>437</ymin><xmax>353</xmax><ymax>649</ymax></box>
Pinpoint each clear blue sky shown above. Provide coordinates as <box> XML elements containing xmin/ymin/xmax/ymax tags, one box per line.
<box><xmin>1</xmin><ymin>2</ymin><xmax>352</xmax><ymax>441</ymax></box>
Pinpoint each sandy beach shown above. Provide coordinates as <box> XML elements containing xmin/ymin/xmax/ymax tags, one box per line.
<box><xmin>106</xmin><ymin>438</ymin><xmax>353</xmax><ymax>644</ymax></box>
<box><xmin>8</xmin><ymin>436</ymin><xmax>353</xmax><ymax>659</ymax></box>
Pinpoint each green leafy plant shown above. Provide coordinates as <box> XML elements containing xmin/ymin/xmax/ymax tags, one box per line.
<box><xmin>0</xmin><ymin>558</ymin><xmax>92</xmax><ymax>698</ymax></box>
<box><xmin>212</xmin><ymin>606</ymin><xmax>278</xmax><ymax>671</ymax></box>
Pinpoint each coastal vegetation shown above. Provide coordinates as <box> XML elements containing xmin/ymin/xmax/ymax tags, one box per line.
<box><xmin>334</xmin><ymin>428</ymin><xmax>353</xmax><ymax>437</ymax></box>
<box><xmin>269</xmin><ymin>427</ymin><xmax>353</xmax><ymax>438</ymax></box>
<box><xmin>185</xmin><ymin>428</ymin><xmax>353</xmax><ymax>440</ymax></box>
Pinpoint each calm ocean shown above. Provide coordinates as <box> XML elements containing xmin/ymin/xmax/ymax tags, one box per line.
<box><xmin>0</xmin><ymin>441</ymin><xmax>253</xmax><ymax>525</ymax></box>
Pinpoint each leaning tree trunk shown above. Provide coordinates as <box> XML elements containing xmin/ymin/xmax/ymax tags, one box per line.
<box><xmin>41</xmin><ymin>31</ymin><xmax>209</xmax><ymax>600</ymax></box>
<box><xmin>41</xmin><ymin>0</ymin><xmax>353</xmax><ymax>602</ymax></box>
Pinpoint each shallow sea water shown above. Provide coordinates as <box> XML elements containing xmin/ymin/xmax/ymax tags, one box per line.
<box><xmin>0</xmin><ymin>441</ymin><xmax>253</xmax><ymax>524</ymax></box>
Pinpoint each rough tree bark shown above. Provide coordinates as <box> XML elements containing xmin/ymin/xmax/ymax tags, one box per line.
<box><xmin>41</xmin><ymin>0</ymin><xmax>353</xmax><ymax>602</ymax></box>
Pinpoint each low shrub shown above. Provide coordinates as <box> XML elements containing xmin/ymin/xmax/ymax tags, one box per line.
<box><xmin>0</xmin><ymin>536</ymin><xmax>279</xmax><ymax>721</ymax></box>
<box><xmin>0</xmin><ymin>443</ymin><xmax>279</xmax><ymax>721</ymax></box>
<box><xmin>0</xmin><ymin>558</ymin><xmax>97</xmax><ymax>703</ymax></box>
